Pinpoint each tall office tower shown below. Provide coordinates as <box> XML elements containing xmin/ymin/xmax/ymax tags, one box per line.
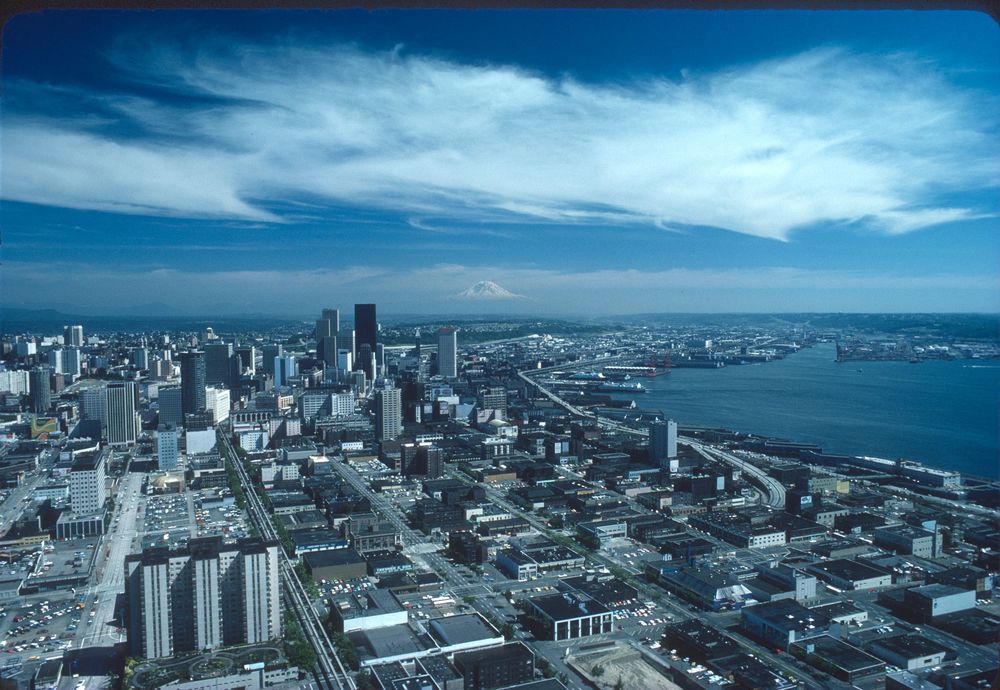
<box><xmin>262</xmin><ymin>344</ymin><xmax>283</xmax><ymax>379</ymax></box>
<box><xmin>356</xmin><ymin>344</ymin><xmax>374</xmax><ymax>379</ymax></box>
<box><xmin>47</xmin><ymin>349</ymin><xmax>64</xmax><ymax>375</ymax></box>
<box><xmin>317</xmin><ymin>336</ymin><xmax>338</xmax><ymax>367</ymax></box>
<box><xmin>68</xmin><ymin>448</ymin><xmax>107</xmax><ymax>513</ymax></box>
<box><xmin>315</xmin><ymin>308</ymin><xmax>339</xmax><ymax>348</ymax></box>
<box><xmin>321</xmin><ymin>308</ymin><xmax>340</xmax><ymax>332</ymax></box>
<box><xmin>339</xmin><ymin>328</ymin><xmax>355</xmax><ymax>362</ymax></box>
<box><xmin>374</xmin><ymin>386</ymin><xmax>402</xmax><ymax>441</ymax></box>
<box><xmin>179</xmin><ymin>351</ymin><xmax>206</xmax><ymax>419</ymax></box>
<box><xmin>479</xmin><ymin>386</ymin><xmax>508</xmax><ymax>420</ymax></box>
<box><xmin>353</xmin><ymin>303</ymin><xmax>377</xmax><ymax>361</ymax></box>
<box><xmin>130</xmin><ymin>347</ymin><xmax>148</xmax><ymax>370</ymax></box>
<box><xmin>437</xmin><ymin>327</ymin><xmax>458</xmax><ymax>378</ymax></box>
<box><xmin>106</xmin><ymin>381</ymin><xmax>139</xmax><ymax>447</ymax></box>
<box><xmin>350</xmin><ymin>369</ymin><xmax>366</xmax><ymax>393</ymax></box>
<box><xmin>64</xmin><ymin>325</ymin><xmax>84</xmax><ymax>347</ymax></box>
<box><xmin>274</xmin><ymin>354</ymin><xmax>296</xmax><ymax>388</ymax></box>
<box><xmin>337</xmin><ymin>349</ymin><xmax>354</xmax><ymax>373</ymax></box>
<box><xmin>235</xmin><ymin>345</ymin><xmax>256</xmax><ymax>372</ymax></box>
<box><xmin>375</xmin><ymin>343</ymin><xmax>385</xmax><ymax>378</ymax></box>
<box><xmin>205</xmin><ymin>386</ymin><xmax>230</xmax><ymax>424</ymax></box>
<box><xmin>226</xmin><ymin>353</ymin><xmax>243</xmax><ymax>392</ymax></box>
<box><xmin>649</xmin><ymin>419</ymin><xmax>678</xmax><ymax>471</ymax></box>
<box><xmin>203</xmin><ymin>342</ymin><xmax>234</xmax><ymax>386</ymax></box>
<box><xmin>125</xmin><ymin>537</ymin><xmax>281</xmax><ymax>659</ymax></box>
<box><xmin>158</xmin><ymin>386</ymin><xmax>183</xmax><ymax>427</ymax></box>
<box><xmin>65</xmin><ymin>348</ymin><xmax>83</xmax><ymax>377</ymax></box>
<box><xmin>81</xmin><ymin>387</ymin><xmax>109</xmax><ymax>433</ymax></box>
<box><xmin>157</xmin><ymin>423</ymin><xmax>179</xmax><ymax>470</ymax></box>
<box><xmin>29</xmin><ymin>367</ymin><xmax>51</xmax><ymax>414</ymax></box>
<box><xmin>425</xmin><ymin>445</ymin><xmax>444</xmax><ymax>479</ymax></box>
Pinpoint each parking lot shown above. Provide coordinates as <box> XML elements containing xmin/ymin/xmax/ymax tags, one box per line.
<box><xmin>0</xmin><ymin>593</ymin><xmax>83</xmax><ymax>666</ymax></box>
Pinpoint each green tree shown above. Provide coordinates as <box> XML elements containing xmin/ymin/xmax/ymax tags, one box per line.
<box><xmin>330</xmin><ymin>631</ymin><xmax>360</xmax><ymax>670</ymax></box>
<box><xmin>592</xmin><ymin>664</ymin><xmax>605</xmax><ymax>677</ymax></box>
<box><xmin>356</xmin><ymin>669</ymin><xmax>373</xmax><ymax>690</ymax></box>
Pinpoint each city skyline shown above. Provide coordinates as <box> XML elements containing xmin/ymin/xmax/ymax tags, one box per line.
<box><xmin>2</xmin><ymin>9</ymin><xmax>998</xmax><ymax>315</ymax></box>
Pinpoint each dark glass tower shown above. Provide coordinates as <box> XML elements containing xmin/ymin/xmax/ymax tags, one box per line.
<box><xmin>30</xmin><ymin>366</ymin><xmax>51</xmax><ymax>414</ymax></box>
<box><xmin>179</xmin><ymin>350</ymin><xmax>206</xmax><ymax>419</ymax></box>
<box><xmin>354</xmin><ymin>303</ymin><xmax>377</xmax><ymax>376</ymax></box>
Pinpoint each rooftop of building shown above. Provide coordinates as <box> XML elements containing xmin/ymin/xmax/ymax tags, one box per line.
<box><xmin>907</xmin><ymin>583</ymin><xmax>972</xmax><ymax>599</ymax></box>
<box><xmin>790</xmin><ymin>635</ymin><xmax>884</xmax><ymax>673</ymax></box>
<box><xmin>808</xmin><ymin>558</ymin><xmax>890</xmax><ymax>581</ymax></box>
<box><xmin>560</xmin><ymin>574</ymin><xmax>637</xmax><ymax>606</ymax></box>
<box><xmin>303</xmin><ymin>548</ymin><xmax>366</xmax><ymax>568</ymax></box>
<box><xmin>350</xmin><ymin>623</ymin><xmax>430</xmax><ymax>662</ymax></box>
<box><xmin>427</xmin><ymin>613</ymin><xmax>501</xmax><ymax>646</ymax></box>
<box><xmin>453</xmin><ymin>641</ymin><xmax>533</xmax><ymax>666</ymax></box>
<box><xmin>870</xmin><ymin>633</ymin><xmax>951</xmax><ymax>659</ymax></box>
<box><xmin>529</xmin><ymin>592</ymin><xmax>610</xmax><ymax>620</ymax></box>
<box><xmin>288</xmin><ymin>528</ymin><xmax>347</xmax><ymax>548</ymax></box>
<box><xmin>742</xmin><ymin>599</ymin><xmax>830</xmax><ymax>630</ymax></box>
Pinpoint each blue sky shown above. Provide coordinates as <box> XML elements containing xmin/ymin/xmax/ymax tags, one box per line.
<box><xmin>2</xmin><ymin>9</ymin><xmax>998</xmax><ymax>316</ymax></box>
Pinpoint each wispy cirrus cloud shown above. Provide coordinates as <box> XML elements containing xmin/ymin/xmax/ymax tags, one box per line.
<box><xmin>2</xmin><ymin>41</ymin><xmax>997</xmax><ymax>239</ymax></box>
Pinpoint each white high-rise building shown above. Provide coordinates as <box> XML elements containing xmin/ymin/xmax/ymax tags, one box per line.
<box><xmin>205</xmin><ymin>386</ymin><xmax>230</xmax><ymax>424</ymax></box>
<box><xmin>68</xmin><ymin>449</ymin><xmax>107</xmax><ymax>514</ymax></box>
<box><xmin>106</xmin><ymin>381</ymin><xmax>139</xmax><ymax>447</ymax></box>
<box><xmin>0</xmin><ymin>369</ymin><xmax>30</xmax><ymax>395</ymax></box>
<box><xmin>47</xmin><ymin>349</ymin><xmax>64</xmax><ymax>375</ymax></box>
<box><xmin>649</xmin><ymin>419</ymin><xmax>678</xmax><ymax>472</ymax></box>
<box><xmin>437</xmin><ymin>327</ymin><xmax>458</xmax><ymax>378</ymax></box>
<box><xmin>157</xmin><ymin>424</ymin><xmax>179</xmax><ymax>471</ymax></box>
<box><xmin>125</xmin><ymin>537</ymin><xmax>281</xmax><ymax>659</ymax></box>
<box><xmin>375</xmin><ymin>386</ymin><xmax>402</xmax><ymax>441</ymax></box>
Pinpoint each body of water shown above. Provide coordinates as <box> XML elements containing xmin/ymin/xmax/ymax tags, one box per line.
<box><xmin>621</xmin><ymin>342</ymin><xmax>1000</xmax><ymax>479</ymax></box>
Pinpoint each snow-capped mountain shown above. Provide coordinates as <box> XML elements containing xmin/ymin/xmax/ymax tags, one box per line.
<box><xmin>456</xmin><ymin>281</ymin><xmax>525</xmax><ymax>300</ymax></box>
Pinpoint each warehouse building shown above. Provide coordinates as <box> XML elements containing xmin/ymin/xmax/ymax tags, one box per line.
<box><xmin>741</xmin><ymin>599</ymin><xmax>830</xmax><ymax>649</ymax></box>
<box><xmin>805</xmin><ymin>558</ymin><xmax>892</xmax><ymax>591</ymax></box>
<box><xmin>903</xmin><ymin>584</ymin><xmax>976</xmax><ymax>621</ymax></box>
<box><xmin>868</xmin><ymin>634</ymin><xmax>953</xmax><ymax>672</ymax></box>
<box><xmin>789</xmin><ymin>635</ymin><xmax>885</xmax><ymax>683</ymax></box>
<box><xmin>302</xmin><ymin>548</ymin><xmax>367</xmax><ymax>582</ymax></box>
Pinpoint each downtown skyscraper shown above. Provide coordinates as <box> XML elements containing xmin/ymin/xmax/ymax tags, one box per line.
<box><xmin>354</xmin><ymin>303</ymin><xmax>377</xmax><ymax>379</ymax></box>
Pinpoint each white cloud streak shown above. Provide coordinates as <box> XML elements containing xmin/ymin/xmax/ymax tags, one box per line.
<box><xmin>2</xmin><ymin>42</ymin><xmax>997</xmax><ymax>239</ymax></box>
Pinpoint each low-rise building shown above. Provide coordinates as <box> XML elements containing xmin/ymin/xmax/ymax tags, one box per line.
<box><xmin>741</xmin><ymin>599</ymin><xmax>830</xmax><ymax>649</ymax></box>
<box><xmin>805</xmin><ymin>558</ymin><xmax>892</xmax><ymax>591</ymax></box>
<box><xmin>329</xmin><ymin>589</ymin><xmax>408</xmax><ymax>633</ymax></box>
<box><xmin>903</xmin><ymin>584</ymin><xmax>976</xmax><ymax>621</ymax></box>
<box><xmin>527</xmin><ymin>592</ymin><xmax>613</xmax><ymax>641</ymax></box>
<box><xmin>453</xmin><ymin>642</ymin><xmax>534</xmax><ymax>690</ymax></box>
<box><xmin>868</xmin><ymin>634</ymin><xmax>952</xmax><ymax>672</ymax></box>
<box><xmin>789</xmin><ymin>635</ymin><xmax>885</xmax><ymax>683</ymax></box>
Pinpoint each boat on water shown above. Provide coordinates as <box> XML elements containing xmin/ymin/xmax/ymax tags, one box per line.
<box><xmin>596</xmin><ymin>381</ymin><xmax>645</xmax><ymax>393</ymax></box>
